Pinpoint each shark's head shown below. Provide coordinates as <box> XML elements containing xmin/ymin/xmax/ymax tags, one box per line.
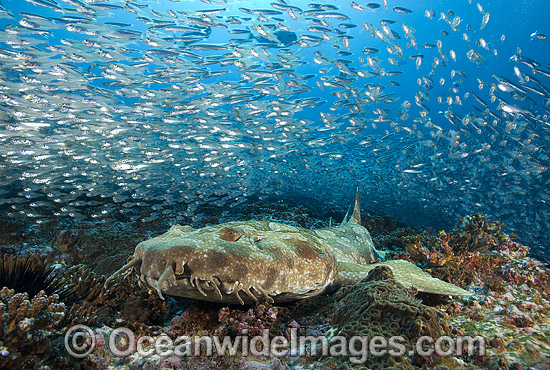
<box><xmin>106</xmin><ymin>221</ymin><xmax>338</xmax><ymax>305</ymax></box>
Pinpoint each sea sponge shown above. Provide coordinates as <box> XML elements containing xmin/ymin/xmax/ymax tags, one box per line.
<box><xmin>330</xmin><ymin>265</ymin><xmax>450</xmax><ymax>369</ymax></box>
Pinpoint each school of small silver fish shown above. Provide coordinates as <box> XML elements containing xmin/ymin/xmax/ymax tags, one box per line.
<box><xmin>0</xmin><ymin>0</ymin><xmax>548</xmax><ymax>259</ymax></box>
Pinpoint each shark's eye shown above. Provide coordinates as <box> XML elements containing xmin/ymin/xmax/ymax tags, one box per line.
<box><xmin>218</xmin><ymin>227</ymin><xmax>243</xmax><ymax>242</ymax></box>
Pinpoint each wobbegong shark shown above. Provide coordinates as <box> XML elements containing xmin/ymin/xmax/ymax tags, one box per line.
<box><xmin>106</xmin><ymin>190</ymin><xmax>471</xmax><ymax>304</ymax></box>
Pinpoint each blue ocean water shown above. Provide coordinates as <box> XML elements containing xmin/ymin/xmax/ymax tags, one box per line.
<box><xmin>0</xmin><ymin>0</ymin><xmax>548</xmax><ymax>261</ymax></box>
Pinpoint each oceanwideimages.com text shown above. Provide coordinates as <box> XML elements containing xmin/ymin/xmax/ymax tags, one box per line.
<box><xmin>66</xmin><ymin>325</ymin><xmax>486</xmax><ymax>364</ymax></box>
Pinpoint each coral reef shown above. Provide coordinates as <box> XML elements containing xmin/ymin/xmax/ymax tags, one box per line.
<box><xmin>383</xmin><ymin>215</ymin><xmax>546</xmax><ymax>298</ymax></box>
<box><xmin>372</xmin><ymin>214</ymin><xmax>550</xmax><ymax>369</ymax></box>
<box><xmin>380</xmin><ymin>214</ymin><xmax>508</xmax><ymax>262</ymax></box>
<box><xmin>402</xmin><ymin>231</ymin><xmax>454</xmax><ymax>267</ymax></box>
<box><xmin>0</xmin><ymin>253</ymin><xmax>125</xmax><ymax>368</ymax></box>
<box><xmin>215</xmin><ymin>304</ymin><xmax>280</xmax><ymax>337</ymax></box>
<box><xmin>361</xmin><ymin>213</ymin><xmax>409</xmax><ymax>238</ymax></box>
<box><xmin>329</xmin><ymin>265</ymin><xmax>450</xmax><ymax>369</ymax></box>
<box><xmin>0</xmin><ymin>209</ymin><xmax>549</xmax><ymax>369</ymax></box>
<box><xmin>0</xmin><ymin>287</ymin><xmax>65</xmax><ymax>369</ymax></box>
<box><xmin>166</xmin><ymin>301</ymin><xmax>281</xmax><ymax>340</ymax></box>
<box><xmin>452</xmin><ymin>214</ymin><xmax>509</xmax><ymax>253</ymax></box>
<box><xmin>53</xmin><ymin>222</ymin><xmax>167</xmax><ymax>276</ymax></box>
<box><xmin>113</xmin><ymin>274</ymin><xmax>171</xmax><ymax>333</ymax></box>
<box><xmin>445</xmin><ymin>263</ymin><xmax>550</xmax><ymax>368</ymax></box>
<box><xmin>0</xmin><ymin>253</ymin><xmax>109</xmax><ymax>308</ymax></box>
<box><xmin>371</xmin><ymin>226</ymin><xmax>420</xmax><ymax>253</ymax></box>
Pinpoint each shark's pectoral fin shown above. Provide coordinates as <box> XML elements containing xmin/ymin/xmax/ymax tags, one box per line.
<box><xmin>337</xmin><ymin>259</ymin><xmax>472</xmax><ymax>296</ymax></box>
<box><xmin>376</xmin><ymin>259</ymin><xmax>472</xmax><ymax>296</ymax></box>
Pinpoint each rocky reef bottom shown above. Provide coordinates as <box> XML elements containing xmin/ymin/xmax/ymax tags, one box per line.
<box><xmin>0</xmin><ymin>202</ymin><xmax>549</xmax><ymax>370</ymax></box>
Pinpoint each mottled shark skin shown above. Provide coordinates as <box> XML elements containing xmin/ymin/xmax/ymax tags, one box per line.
<box><xmin>106</xmin><ymin>191</ymin><xmax>471</xmax><ymax>304</ymax></box>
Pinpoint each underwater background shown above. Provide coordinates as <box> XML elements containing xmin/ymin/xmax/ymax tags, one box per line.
<box><xmin>0</xmin><ymin>0</ymin><xmax>549</xmax><ymax>262</ymax></box>
<box><xmin>1</xmin><ymin>0</ymin><xmax>550</xmax><ymax>369</ymax></box>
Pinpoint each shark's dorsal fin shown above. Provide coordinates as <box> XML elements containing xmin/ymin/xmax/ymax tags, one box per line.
<box><xmin>341</xmin><ymin>207</ymin><xmax>350</xmax><ymax>225</ymax></box>
<box><xmin>351</xmin><ymin>188</ymin><xmax>361</xmax><ymax>224</ymax></box>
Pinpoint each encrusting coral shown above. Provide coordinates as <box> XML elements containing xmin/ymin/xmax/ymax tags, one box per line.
<box><xmin>215</xmin><ymin>304</ymin><xmax>280</xmax><ymax>337</ymax></box>
<box><xmin>329</xmin><ymin>265</ymin><xmax>450</xmax><ymax>370</ymax></box>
